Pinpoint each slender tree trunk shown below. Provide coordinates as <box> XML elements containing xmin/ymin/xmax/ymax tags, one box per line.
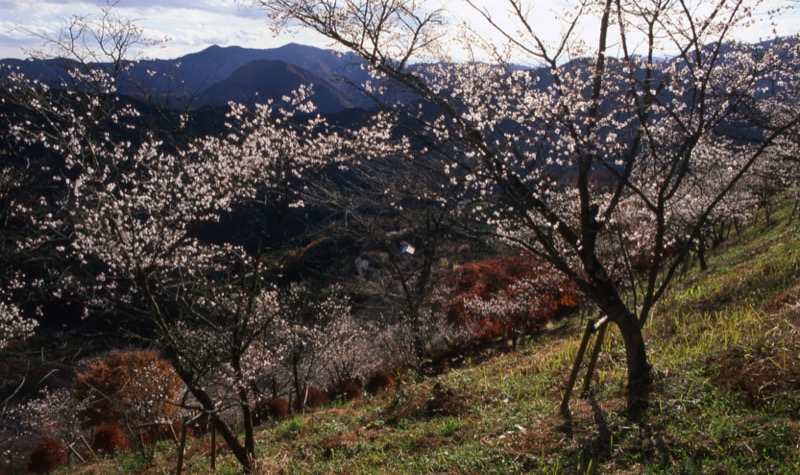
<box><xmin>291</xmin><ymin>352</ymin><xmax>304</xmax><ymax>411</ymax></box>
<box><xmin>207</xmin><ymin>410</ymin><xmax>254</xmax><ymax>474</ymax></box>
<box><xmin>232</xmin><ymin>358</ymin><xmax>256</xmax><ymax>468</ymax></box>
<box><xmin>612</xmin><ymin>309</ymin><xmax>651</xmax><ymax>389</ymax></box>
<box><xmin>697</xmin><ymin>234</ymin><xmax>708</xmax><ymax>272</ymax></box>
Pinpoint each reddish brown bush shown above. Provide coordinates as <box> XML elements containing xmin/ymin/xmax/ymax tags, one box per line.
<box><xmin>303</xmin><ymin>387</ymin><xmax>329</xmax><ymax>408</ymax></box>
<box><xmin>91</xmin><ymin>424</ymin><xmax>129</xmax><ymax>456</ymax></box>
<box><xmin>28</xmin><ymin>439</ymin><xmax>67</xmax><ymax>475</ymax></box>
<box><xmin>73</xmin><ymin>350</ymin><xmax>183</xmax><ymax>429</ymax></box>
<box><xmin>365</xmin><ymin>371</ymin><xmax>394</xmax><ymax>396</ymax></box>
<box><xmin>254</xmin><ymin>397</ymin><xmax>289</xmax><ymax>425</ymax></box>
<box><xmin>440</xmin><ymin>253</ymin><xmax>581</xmax><ymax>343</ymax></box>
<box><xmin>327</xmin><ymin>379</ymin><xmax>362</xmax><ymax>404</ymax></box>
<box><xmin>266</xmin><ymin>397</ymin><xmax>290</xmax><ymax>419</ymax></box>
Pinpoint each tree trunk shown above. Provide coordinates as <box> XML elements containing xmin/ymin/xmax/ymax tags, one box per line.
<box><xmin>613</xmin><ymin>309</ymin><xmax>651</xmax><ymax>390</ymax></box>
<box><xmin>697</xmin><ymin>234</ymin><xmax>708</xmax><ymax>272</ymax></box>
<box><xmin>291</xmin><ymin>351</ymin><xmax>305</xmax><ymax>411</ymax></box>
<box><xmin>164</xmin><ymin>349</ymin><xmax>255</xmax><ymax>474</ymax></box>
<box><xmin>590</xmin><ymin>283</ymin><xmax>651</xmax><ymax>390</ymax></box>
<box><xmin>232</xmin><ymin>358</ymin><xmax>256</xmax><ymax>469</ymax></box>
<box><xmin>207</xmin><ymin>412</ymin><xmax>254</xmax><ymax>474</ymax></box>
<box><xmin>584</xmin><ymin>266</ymin><xmax>651</xmax><ymax>392</ymax></box>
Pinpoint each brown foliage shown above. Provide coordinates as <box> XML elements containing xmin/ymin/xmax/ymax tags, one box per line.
<box><xmin>327</xmin><ymin>379</ymin><xmax>362</xmax><ymax>404</ymax></box>
<box><xmin>365</xmin><ymin>371</ymin><xmax>394</xmax><ymax>396</ymax></box>
<box><xmin>440</xmin><ymin>253</ymin><xmax>580</xmax><ymax>342</ymax></box>
<box><xmin>254</xmin><ymin>397</ymin><xmax>289</xmax><ymax>425</ymax></box>
<box><xmin>73</xmin><ymin>350</ymin><xmax>183</xmax><ymax>428</ymax></box>
<box><xmin>303</xmin><ymin>387</ymin><xmax>329</xmax><ymax>408</ymax></box>
<box><xmin>28</xmin><ymin>439</ymin><xmax>67</xmax><ymax>475</ymax></box>
<box><xmin>91</xmin><ymin>424</ymin><xmax>129</xmax><ymax>455</ymax></box>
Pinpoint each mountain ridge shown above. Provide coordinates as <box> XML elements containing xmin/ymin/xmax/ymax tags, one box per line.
<box><xmin>196</xmin><ymin>58</ymin><xmax>357</xmax><ymax>113</ymax></box>
<box><xmin>0</xmin><ymin>43</ymin><xmax>372</xmax><ymax>112</ymax></box>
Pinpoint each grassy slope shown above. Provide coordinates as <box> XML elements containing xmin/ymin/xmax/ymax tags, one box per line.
<box><xmin>64</xmin><ymin>198</ymin><xmax>800</xmax><ymax>474</ymax></box>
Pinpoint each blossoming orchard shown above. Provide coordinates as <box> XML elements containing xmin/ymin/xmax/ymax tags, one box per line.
<box><xmin>1</xmin><ymin>0</ymin><xmax>799</xmax><ymax>473</ymax></box>
<box><xmin>260</xmin><ymin>0</ymin><xmax>800</xmax><ymax>389</ymax></box>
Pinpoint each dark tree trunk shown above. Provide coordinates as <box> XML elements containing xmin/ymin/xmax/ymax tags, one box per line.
<box><xmin>232</xmin><ymin>358</ymin><xmax>256</xmax><ymax>467</ymax></box>
<box><xmin>291</xmin><ymin>351</ymin><xmax>304</xmax><ymax>410</ymax></box>
<box><xmin>697</xmin><ymin>234</ymin><xmax>708</xmax><ymax>272</ymax></box>
<box><xmin>590</xmin><ymin>285</ymin><xmax>651</xmax><ymax>390</ymax></box>
<box><xmin>614</xmin><ymin>311</ymin><xmax>651</xmax><ymax>389</ymax></box>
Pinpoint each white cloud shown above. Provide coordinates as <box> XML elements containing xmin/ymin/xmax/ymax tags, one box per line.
<box><xmin>427</xmin><ymin>0</ymin><xmax>800</xmax><ymax>64</ymax></box>
<box><xmin>0</xmin><ymin>0</ymin><xmax>337</xmax><ymax>59</ymax></box>
<box><xmin>1</xmin><ymin>0</ymin><xmax>798</xmax><ymax>61</ymax></box>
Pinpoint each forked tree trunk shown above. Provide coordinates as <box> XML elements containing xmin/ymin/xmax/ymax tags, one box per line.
<box><xmin>590</xmin><ymin>287</ymin><xmax>651</xmax><ymax>390</ymax></box>
<box><xmin>164</xmin><ymin>349</ymin><xmax>256</xmax><ymax>474</ymax></box>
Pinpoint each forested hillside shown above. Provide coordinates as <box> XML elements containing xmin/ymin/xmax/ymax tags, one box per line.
<box><xmin>1</xmin><ymin>1</ymin><xmax>800</xmax><ymax>474</ymax></box>
<box><xmin>13</xmin><ymin>194</ymin><xmax>800</xmax><ymax>474</ymax></box>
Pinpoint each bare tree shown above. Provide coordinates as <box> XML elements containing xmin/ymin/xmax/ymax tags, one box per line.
<box><xmin>306</xmin><ymin>143</ymin><xmax>478</xmax><ymax>360</ymax></box>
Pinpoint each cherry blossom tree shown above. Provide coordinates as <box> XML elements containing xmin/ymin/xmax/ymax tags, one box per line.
<box><xmin>0</xmin><ymin>89</ymin><xmax>62</xmax><ymax>352</ymax></box>
<box><xmin>58</xmin><ymin>96</ymin><xmax>361</xmax><ymax>471</ymax></box>
<box><xmin>0</xmin><ymin>2</ymin><xmax>173</xmax><ymax>353</ymax></box>
<box><xmin>256</xmin><ymin>0</ymin><xmax>800</xmax><ymax>392</ymax></box>
<box><xmin>1</xmin><ymin>7</ymin><xmax>386</xmax><ymax>472</ymax></box>
<box><xmin>11</xmin><ymin>388</ymin><xmax>85</xmax><ymax>451</ymax></box>
<box><xmin>271</xmin><ymin>283</ymin><xmax>353</xmax><ymax>408</ymax></box>
<box><xmin>0</xmin><ymin>297</ymin><xmax>36</xmax><ymax>350</ymax></box>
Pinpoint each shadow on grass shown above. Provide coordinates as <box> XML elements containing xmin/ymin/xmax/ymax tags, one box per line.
<box><xmin>626</xmin><ymin>381</ymin><xmax>652</xmax><ymax>422</ymax></box>
<box><xmin>557</xmin><ymin>384</ymin><xmax>652</xmax><ymax>473</ymax></box>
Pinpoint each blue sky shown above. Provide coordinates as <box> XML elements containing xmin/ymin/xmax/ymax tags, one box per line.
<box><xmin>2</xmin><ymin>1</ymin><xmax>798</xmax><ymax>60</ymax></box>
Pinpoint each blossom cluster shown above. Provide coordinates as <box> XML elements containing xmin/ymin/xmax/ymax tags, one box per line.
<box><xmin>0</xmin><ymin>293</ymin><xmax>37</xmax><ymax>349</ymax></box>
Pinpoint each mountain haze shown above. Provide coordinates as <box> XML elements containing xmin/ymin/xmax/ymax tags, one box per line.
<box><xmin>1</xmin><ymin>43</ymin><xmax>372</xmax><ymax>112</ymax></box>
<box><xmin>196</xmin><ymin>59</ymin><xmax>357</xmax><ymax>113</ymax></box>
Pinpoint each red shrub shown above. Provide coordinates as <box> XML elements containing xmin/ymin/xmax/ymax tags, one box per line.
<box><xmin>92</xmin><ymin>424</ymin><xmax>129</xmax><ymax>456</ymax></box>
<box><xmin>255</xmin><ymin>397</ymin><xmax>289</xmax><ymax>425</ymax></box>
<box><xmin>327</xmin><ymin>379</ymin><xmax>362</xmax><ymax>404</ymax></box>
<box><xmin>440</xmin><ymin>253</ymin><xmax>581</xmax><ymax>342</ymax></box>
<box><xmin>28</xmin><ymin>439</ymin><xmax>67</xmax><ymax>475</ymax></box>
<box><xmin>365</xmin><ymin>371</ymin><xmax>394</xmax><ymax>396</ymax></box>
<box><xmin>73</xmin><ymin>350</ymin><xmax>183</xmax><ymax>429</ymax></box>
<box><xmin>266</xmin><ymin>397</ymin><xmax>290</xmax><ymax>419</ymax></box>
<box><xmin>303</xmin><ymin>387</ymin><xmax>329</xmax><ymax>408</ymax></box>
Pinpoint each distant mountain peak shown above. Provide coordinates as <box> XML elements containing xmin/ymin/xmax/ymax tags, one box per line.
<box><xmin>197</xmin><ymin>58</ymin><xmax>357</xmax><ymax>113</ymax></box>
<box><xmin>1</xmin><ymin>42</ymin><xmax>373</xmax><ymax>110</ymax></box>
